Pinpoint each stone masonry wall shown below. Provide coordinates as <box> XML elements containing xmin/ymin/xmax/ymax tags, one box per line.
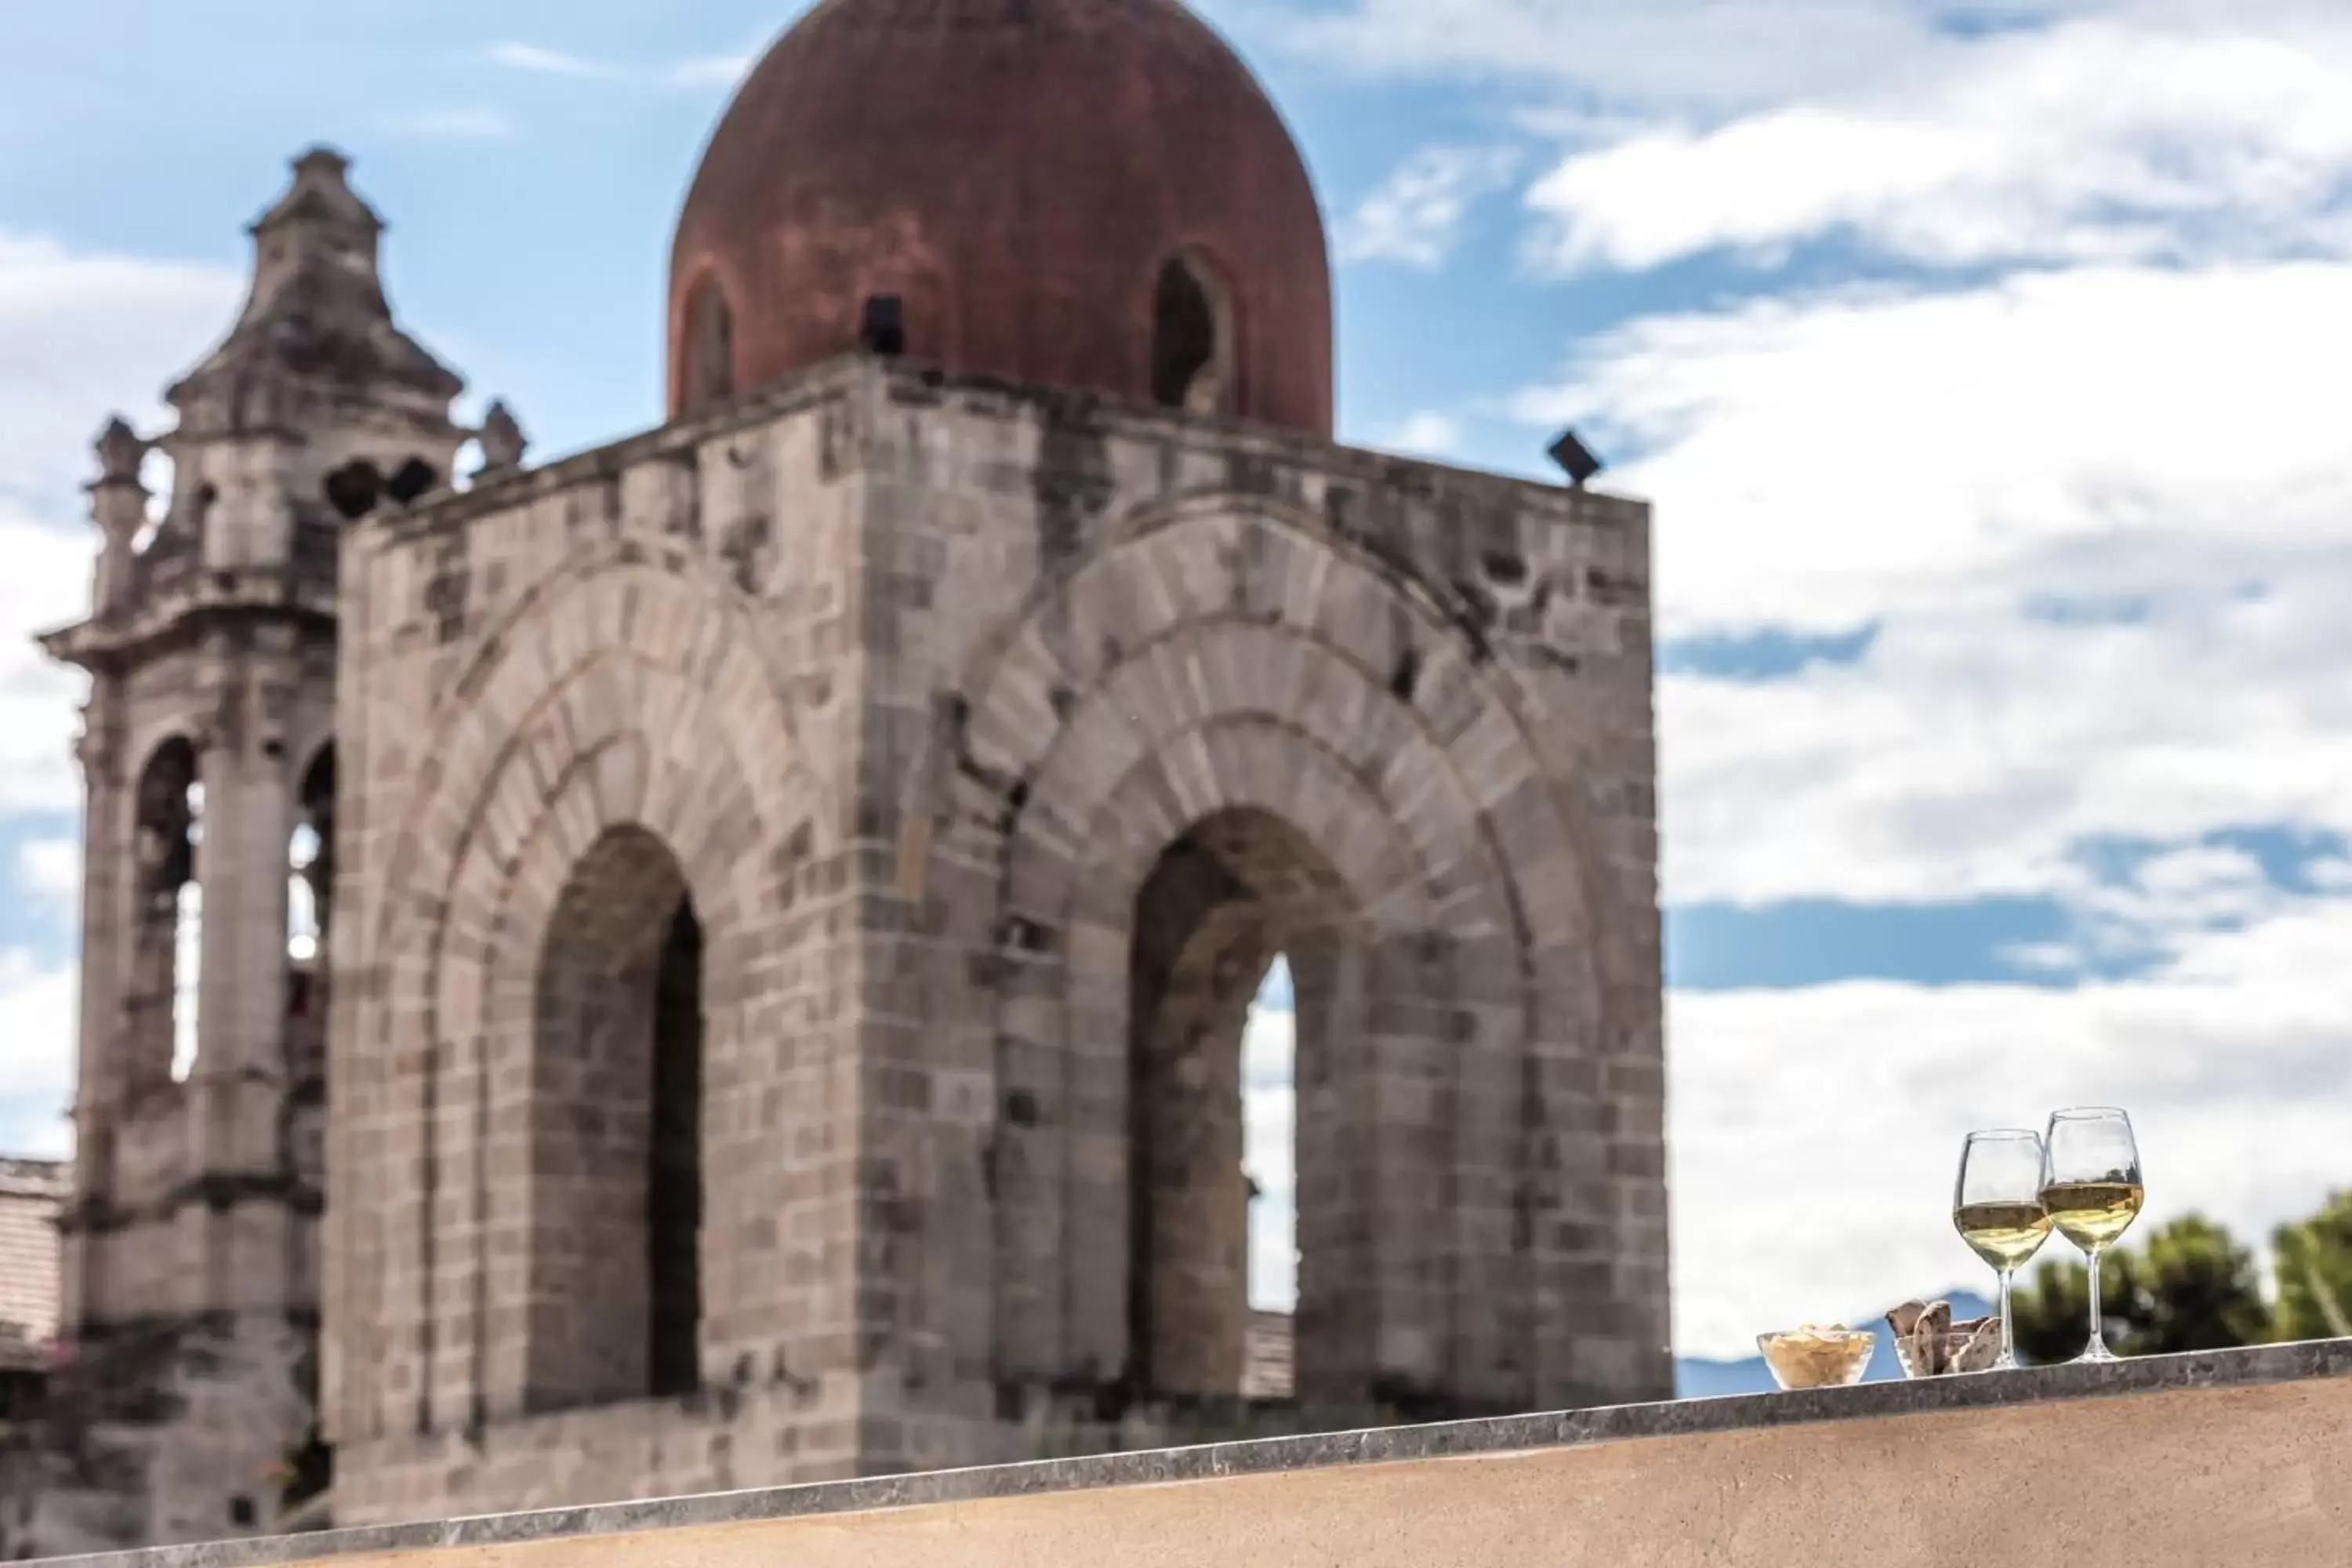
<box><xmin>325</xmin><ymin>356</ymin><xmax>1666</xmax><ymax>1521</ymax></box>
<box><xmin>851</xmin><ymin>365</ymin><xmax>1668</xmax><ymax>1468</ymax></box>
<box><xmin>325</xmin><ymin>372</ymin><xmax>871</xmax><ymax>1515</ymax></box>
<box><xmin>2</xmin><ymin>1316</ymin><xmax>314</xmax><ymax>1560</ymax></box>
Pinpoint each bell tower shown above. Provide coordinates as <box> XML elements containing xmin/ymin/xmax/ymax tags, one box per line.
<box><xmin>20</xmin><ymin>147</ymin><xmax>488</xmax><ymax>1556</ymax></box>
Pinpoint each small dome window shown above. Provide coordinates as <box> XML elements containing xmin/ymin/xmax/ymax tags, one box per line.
<box><xmin>683</xmin><ymin>277</ymin><xmax>736</xmax><ymax>413</ymax></box>
<box><xmin>1151</xmin><ymin>252</ymin><xmax>1232</xmax><ymax>416</ymax></box>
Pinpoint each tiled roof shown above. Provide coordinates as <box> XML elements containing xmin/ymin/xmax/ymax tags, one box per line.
<box><xmin>0</xmin><ymin>1157</ymin><xmax>67</xmax><ymax>1368</ymax></box>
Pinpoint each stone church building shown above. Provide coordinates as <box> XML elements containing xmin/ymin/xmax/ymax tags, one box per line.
<box><xmin>18</xmin><ymin>0</ymin><xmax>1669</xmax><ymax>1551</ymax></box>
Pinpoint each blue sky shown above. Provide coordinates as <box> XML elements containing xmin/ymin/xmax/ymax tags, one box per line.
<box><xmin>5</xmin><ymin>0</ymin><xmax>2352</xmax><ymax>1362</ymax></box>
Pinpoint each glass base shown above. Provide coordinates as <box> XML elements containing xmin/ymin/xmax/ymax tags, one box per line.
<box><xmin>2071</xmin><ymin>1338</ymin><xmax>2118</xmax><ymax>1364</ymax></box>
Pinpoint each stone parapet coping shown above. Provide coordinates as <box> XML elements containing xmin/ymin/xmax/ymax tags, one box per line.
<box><xmin>366</xmin><ymin>354</ymin><xmax>1646</xmax><ymax>547</ymax></box>
<box><xmin>45</xmin><ymin>1339</ymin><xmax>2352</xmax><ymax>1568</ymax></box>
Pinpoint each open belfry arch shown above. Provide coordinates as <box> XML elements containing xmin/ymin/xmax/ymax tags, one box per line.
<box><xmin>22</xmin><ymin>0</ymin><xmax>1668</xmax><ymax>1550</ymax></box>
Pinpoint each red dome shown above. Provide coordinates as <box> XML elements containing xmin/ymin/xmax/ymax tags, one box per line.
<box><xmin>667</xmin><ymin>0</ymin><xmax>1334</xmax><ymax>434</ymax></box>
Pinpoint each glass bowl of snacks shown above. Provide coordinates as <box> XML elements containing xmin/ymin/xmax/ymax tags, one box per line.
<box><xmin>1887</xmin><ymin>1301</ymin><xmax>2003</xmax><ymax>1378</ymax></box>
<box><xmin>1891</xmin><ymin>1330</ymin><xmax>2002</xmax><ymax>1378</ymax></box>
<box><xmin>1756</xmin><ymin>1324</ymin><xmax>1877</xmax><ymax>1390</ymax></box>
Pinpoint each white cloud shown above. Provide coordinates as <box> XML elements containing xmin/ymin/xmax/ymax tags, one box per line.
<box><xmin>1669</xmin><ymin>890</ymin><xmax>2352</xmax><ymax>1357</ymax></box>
<box><xmin>1281</xmin><ymin>0</ymin><xmax>1977</xmax><ymax>113</ymax></box>
<box><xmin>1294</xmin><ymin>5</ymin><xmax>2352</xmax><ymax>290</ymax></box>
<box><xmin>1497</xmin><ymin>259</ymin><xmax>2352</xmax><ymax>914</ymax></box>
<box><xmin>661</xmin><ymin>55</ymin><xmax>756</xmax><ymax>89</ymax></box>
<box><xmin>378</xmin><ymin>106</ymin><xmax>519</xmax><ymax>142</ymax></box>
<box><xmin>1374</xmin><ymin>410</ymin><xmax>1466</xmax><ymax>459</ymax></box>
<box><xmin>0</xmin><ymin>949</ymin><xmax>77</xmax><ymax>1156</ymax></box>
<box><xmin>1523</xmin><ymin>20</ymin><xmax>2352</xmax><ymax>274</ymax></box>
<box><xmin>1338</xmin><ymin>146</ymin><xmax>1521</xmax><ymax>269</ymax></box>
<box><xmin>1282</xmin><ymin>0</ymin><xmax>2352</xmax><ymax>110</ymax></box>
<box><xmin>0</xmin><ymin>233</ymin><xmax>237</xmax><ymax>815</ymax></box>
<box><xmin>2078</xmin><ymin>844</ymin><xmax>2278</xmax><ymax>941</ymax></box>
<box><xmin>1658</xmin><ymin>564</ymin><xmax>2352</xmax><ymax>907</ymax></box>
<box><xmin>1242</xmin><ymin>996</ymin><xmax>1296</xmax><ymax>1097</ymax></box>
<box><xmin>0</xmin><ymin>534</ymin><xmax>95</xmax><ymax>815</ymax></box>
<box><xmin>1243</xmin><ymin>1003</ymin><xmax>1298</xmax><ymax>1310</ymax></box>
<box><xmin>485</xmin><ymin>42</ymin><xmax>616</xmax><ymax>80</ymax></box>
<box><xmin>1505</xmin><ymin>260</ymin><xmax>2352</xmax><ymax>907</ymax></box>
<box><xmin>0</xmin><ymin>234</ymin><xmax>237</xmax><ymax>510</ymax></box>
<box><xmin>1526</xmin><ymin>261</ymin><xmax>2352</xmax><ymax>635</ymax></box>
<box><xmin>0</xmin><ymin>227</ymin><xmax>233</xmax><ymax>1157</ymax></box>
<box><xmin>485</xmin><ymin>41</ymin><xmax>751</xmax><ymax>91</ymax></box>
<box><xmin>1509</xmin><ymin>259</ymin><xmax>2352</xmax><ymax>907</ymax></box>
<box><xmin>1249</xmin><ymin>1187</ymin><xmax>1298</xmax><ymax>1314</ymax></box>
<box><xmin>1997</xmin><ymin>940</ymin><xmax>2085</xmax><ymax>975</ymax></box>
<box><xmin>17</xmin><ymin>837</ymin><xmax>78</xmax><ymax>909</ymax></box>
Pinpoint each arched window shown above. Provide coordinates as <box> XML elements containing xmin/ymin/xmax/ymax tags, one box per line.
<box><xmin>322</xmin><ymin>461</ymin><xmax>382</xmax><ymax>522</ymax></box>
<box><xmin>682</xmin><ymin>277</ymin><xmax>736</xmax><ymax>414</ymax></box>
<box><xmin>1150</xmin><ymin>252</ymin><xmax>1232</xmax><ymax>416</ymax></box>
<box><xmin>383</xmin><ymin>457</ymin><xmax>440</xmax><ymax>506</ymax></box>
<box><xmin>1127</xmin><ymin>811</ymin><xmax>1341</xmax><ymax>1402</ymax></box>
<box><xmin>285</xmin><ymin>747</ymin><xmax>335</xmax><ymax>1093</ymax></box>
<box><xmin>289</xmin><ymin>747</ymin><xmax>334</xmax><ymax>968</ymax></box>
<box><xmin>1241</xmin><ymin>955</ymin><xmax>1298</xmax><ymax>1399</ymax></box>
<box><xmin>173</xmin><ymin>837</ymin><xmax>201</xmax><ymax>1083</ymax></box>
<box><xmin>526</xmin><ymin>826</ymin><xmax>704</xmax><ymax>1410</ymax></box>
<box><xmin>647</xmin><ymin>902</ymin><xmax>704</xmax><ymax>1397</ymax></box>
<box><xmin>129</xmin><ymin>739</ymin><xmax>201</xmax><ymax>1092</ymax></box>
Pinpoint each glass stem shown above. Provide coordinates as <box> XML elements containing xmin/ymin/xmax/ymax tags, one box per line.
<box><xmin>2085</xmin><ymin>1245</ymin><xmax>2104</xmax><ymax>1358</ymax></box>
<box><xmin>1998</xmin><ymin>1268</ymin><xmax>2016</xmax><ymax>1367</ymax></box>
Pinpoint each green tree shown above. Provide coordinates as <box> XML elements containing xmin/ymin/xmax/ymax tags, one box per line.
<box><xmin>2011</xmin><ymin>1214</ymin><xmax>2272</xmax><ymax>1363</ymax></box>
<box><xmin>2113</xmin><ymin>1215</ymin><xmax>2273</xmax><ymax>1352</ymax></box>
<box><xmin>2273</xmin><ymin>1189</ymin><xmax>2352</xmax><ymax>1342</ymax></box>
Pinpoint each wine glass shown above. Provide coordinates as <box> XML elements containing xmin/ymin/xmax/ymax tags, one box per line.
<box><xmin>1954</xmin><ymin>1130</ymin><xmax>2050</xmax><ymax>1371</ymax></box>
<box><xmin>2039</xmin><ymin>1109</ymin><xmax>2145</xmax><ymax>1364</ymax></box>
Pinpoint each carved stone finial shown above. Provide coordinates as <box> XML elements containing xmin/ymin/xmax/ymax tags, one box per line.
<box><xmin>477</xmin><ymin>401</ymin><xmax>528</xmax><ymax>473</ymax></box>
<box><xmin>248</xmin><ymin>143</ymin><xmax>382</xmax><ymax>246</ymax></box>
<box><xmin>92</xmin><ymin>417</ymin><xmax>149</xmax><ymax>487</ymax></box>
<box><xmin>293</xmin><ymin>145</ymin><xmax>352</xmax><ymax>183</ymax></box>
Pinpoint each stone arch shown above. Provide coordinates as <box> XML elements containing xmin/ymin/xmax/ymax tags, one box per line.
<box><xmin>426</xmin><ymin>684</ymin><xmax>775</xmax><ymax>1432</ymax></box>
<box><xmin>1007</xmin><ymin>685</ymin><xmax>1517</xmax><ymax>1410</ymax></box>
<box><xmin>1126</xmin><ymin>806</ymin><xmax>1359</xmax><ymax>1399</ymax></box>
<box><xmin>950</xmin><ymin>493</ymin><xmax>1610</xmax><ymax>978</ymax></box>
<box><xmin>520</xmin><ymin>823</ymin><xmax>704</xmax><ymax>1411</ymax></box>
<box><xmin>126</xmin><ymin>735</ymin><xmax>201</xmax><ymax>1099</ymax></box>
<box><xmin>345</xmin><ymin>563</ymin><xmax>819</xmax><ymax>1439</ymax></box>
<box><xmin>939</xmin><ymin>500</ymin><xmax>1619</xmax><ymax>1413</ymax></box>
<box><xmin>366</xmin><ymin>557</ymin><xmax>816</xmax><ymax>963</ymax></box>
<box><xmin>410</xmin><ymin>545</ymin><xmax>818</xmax><ymax>818</ymax></box>
<box><xmin>441</xmin><ymin>715</ymin><xmax>764</xmax><ymax>1429</ymax></box>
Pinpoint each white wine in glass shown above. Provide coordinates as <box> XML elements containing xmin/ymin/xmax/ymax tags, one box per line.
<box><xmin>2040</xmin><ymin>1108</ymin><xmax>2144</xmax><ymax>1364</ymax></box>
<box><xmin>1955</xmin><ymin>1130</ymin><xmax>2051</xmax><ymax>1370</ymax></box>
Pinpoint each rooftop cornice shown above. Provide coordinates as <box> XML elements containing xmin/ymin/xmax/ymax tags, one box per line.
<box><xmin>365</xmin><ymin>355</ymin><xmax>1644</xmax><ymax>548</ymax></box>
